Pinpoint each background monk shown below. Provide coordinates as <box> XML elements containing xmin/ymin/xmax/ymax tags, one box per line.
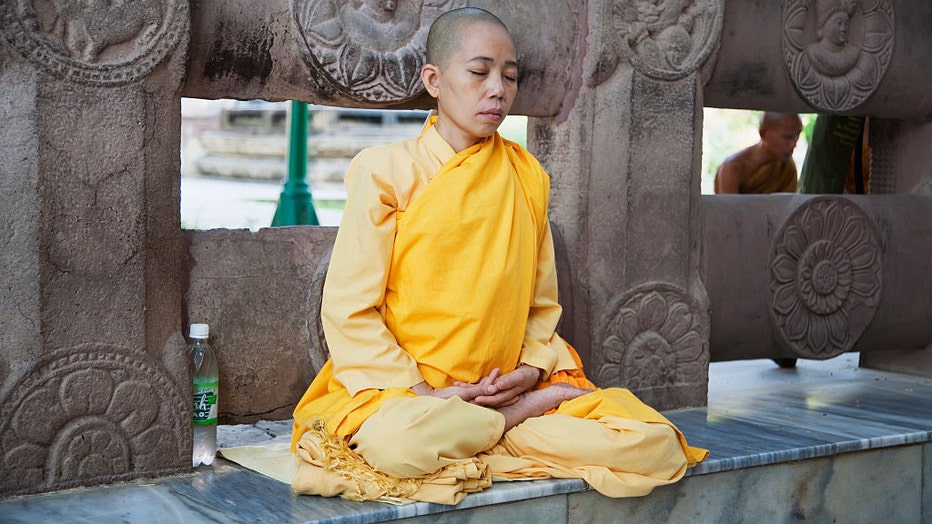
<box><xmin>714</xmin><ymin>112</ymin><xmax>803</xmax><ymax>194</ymax></box>
<box><xmin>290</xmin><ymin>7</ymin><xmax>707</xmax><ymax>505</ymax></box>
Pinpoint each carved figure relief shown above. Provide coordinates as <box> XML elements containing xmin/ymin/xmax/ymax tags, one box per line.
<box><xmin>292</xmin><ymin>0</ymin><xmax>465</xmax><ymax>103</ymax></box>
<box><xmin>770</xmin><ymin>198</ymin><xmax>882</xmax><ymax>359</ymax></box>
<box><xmin>594</xmin><ymin>283</ymin><xmax>707</xmax><ymax>394</ymax></box>
<box><xmin>0</xmin><ymin>345</ymin><xmax>187</xmax><ymax>496</ymax></box>
<box><xmin>596</xmin><ymin>0</ymin><xmax>723</xmax><ymax>83</ymax></box>
<box><xmin>0</xmin><ymin>0</ymin><xmax>188</xmax><ymax>86</ymax></box>
<box><xmin>784</xmin><ymin>0</ymin><xmax>894</xmax><ymax>112</ymax></box>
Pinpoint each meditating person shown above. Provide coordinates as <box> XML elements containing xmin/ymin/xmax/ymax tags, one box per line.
<box><xmin>714</xmin><ymin>112</ymin><xmax>803</xmax><ymax>194</ymax></box>
<box><xmin>290</xmin><ymin>7</ymin><xmax>708</xmax><ymax>505</ymax></box>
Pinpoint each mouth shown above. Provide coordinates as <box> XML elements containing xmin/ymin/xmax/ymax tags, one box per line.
<box><xmin>479</xmin><ymin>109</ymin><xmax>504</xmax><ymax>121</ymax></box>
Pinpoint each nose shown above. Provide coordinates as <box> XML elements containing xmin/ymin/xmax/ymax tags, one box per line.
<box><xmin>487</xmin><ymin>75</ymin><xmax>505</xmax><ymax>99</ymax></box>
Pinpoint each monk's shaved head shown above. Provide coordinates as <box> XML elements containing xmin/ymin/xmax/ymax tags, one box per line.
<box><xmin>760</xmin><ymin>112</ymin><xmax>801</xmax><ymax>132</ymax></box>
<box><xmin>426</xmin><ymin>7</ymin><xmax>511</xmax><ymax>68</ymax></box>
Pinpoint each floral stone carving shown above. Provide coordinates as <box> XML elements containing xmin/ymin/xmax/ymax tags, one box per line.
<box><xmin>0</xmin><ymin>345</ymin><xmax>187</xmax><ymax>496</ymax></box>
<box><xmin>770</xmin><ymin>198</ymin><xmax>882</xmax><ymax>359</ymax></box>
<box><xmin>0</xmin><ymin>0</ymin><xmax>188</xmax><ymax>87</ymax></box>
<box><xmin>292</xmin><ymin>0</ymin><xmax>465</xmax><ymax>103</ymax></box>
<box><xmin>783</xmin><ymin>0</ymin><xmax>894</xmax><ymax>112</ymax></box>
<box><xmin>595</xmin><ymin>283</ymin><xmax>708</xmax><ymax>394</ymax></box>
<box><xmin>602</xmin><ymin>0</ymin><xmax>723</xmax><ymax>82</ymax></box>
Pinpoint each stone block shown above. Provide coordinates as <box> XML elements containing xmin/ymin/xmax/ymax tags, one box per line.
<box><xmin>183</xmin><ymin>226</ymin><xmax>336</xmax><ymax>424</ymax></box>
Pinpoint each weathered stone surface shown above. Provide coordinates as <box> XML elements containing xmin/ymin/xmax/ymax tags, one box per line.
<box><xmin>704</xmin><ymin>0</ymin><xmax>932</xmax><ymax>118</ymax></box>
<box><xmin>0</xmin><ymin>0</ymin><xmax>190</xmax><ymax>496</ymax></box>
<box><xmin>533</xmin><ymin>0</ymin><xmax>722</xmax><ymax>409</ymax></box>
<box><xmin>181</xmin><ymin>0</ymin><xmax>581</xmax><ymax>116</ymax></box>
<box><xmin>183</xmin><ymin>227</ymin><xmax>336</xmax><ymax>424</ymax></box>
<box><xmin>701</xmin><ymin>195</ymin><xmax>932</xmax><ymax>363</ymax></box>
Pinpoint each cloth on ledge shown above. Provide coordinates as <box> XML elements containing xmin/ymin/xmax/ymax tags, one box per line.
<box><xmin>218</xmin><ymin>440</ymin><xmax>297</xmax><ymax>486</ymax></box>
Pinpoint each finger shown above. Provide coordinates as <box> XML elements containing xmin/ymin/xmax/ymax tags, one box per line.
<box><xmin>473</xmin><ymin>387</ymin><xmax>522</xmax><ymax>407</ymax></box>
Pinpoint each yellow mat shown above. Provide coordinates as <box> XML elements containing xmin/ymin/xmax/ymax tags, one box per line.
<box><xmin>218</xmin><ymin>440</ymin><xmax>296</xmax><ymax>485</ymax></box>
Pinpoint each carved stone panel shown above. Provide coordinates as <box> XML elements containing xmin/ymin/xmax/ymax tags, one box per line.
<box><xmin>594</xmin><ymin>283</ymin><xmax>708</xmax><ymax>402</ymax></box>
<box><xmin>0</xmin><ymin>0</ymin><xmax>188</xmax><ymax>86</ymax></box>
<box><xmin>783</xmin><ymin>0</ymin><xmax>895</xmax><ymax>112</ymax></box>
<box><xmin>292</xmin><ymin>0</ymin><xmax>465</xmax><ymax>103</ymax></box>
<box><xmin>594</xmin><ymin>0</ymin><xmax>723</xmax><ymax>84</ymax></box>
<box><xmin>307</xmin><ymin>246</ymin><xmax>332</xmax><ymax>376</ymax></box>
<box><xmin>0</xmin><ymin>345</ymin><xmax>188</xmax><ymax>496</ymax></box>
<box><xmin>770</xmin><ymin>197</ymin><xmax>883</xmax><ymax>359</ymax></box>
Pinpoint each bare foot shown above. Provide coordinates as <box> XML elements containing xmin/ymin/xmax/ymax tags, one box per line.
<box><xmin>497</xmin><ymin>384</ymin><xmax>591</xmax><ymax>431</ymax></box>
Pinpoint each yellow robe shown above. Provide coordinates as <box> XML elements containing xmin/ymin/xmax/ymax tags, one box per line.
<box><xmin>715</xmin><ymin>159</ymin><xmax>798</xmax><ymax>194</ymax></box>
<box><xmin>292</xmin><ymin>120</ymin><xmax>578</xmax><ymax>443</ymax></box>
<box><xmin>292</xmin><ymin>119</ymin><xmax>707</xmax><ymax>503</ymax></box>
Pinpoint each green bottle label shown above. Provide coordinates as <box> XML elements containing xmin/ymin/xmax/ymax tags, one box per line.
<box><xmin>193</xmin><ymin>380</ymin><xmax>218</xmax><ymax>425</ymax></box>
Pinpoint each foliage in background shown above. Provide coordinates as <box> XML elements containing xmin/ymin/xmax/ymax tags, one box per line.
<box><xmin>701</xmin><ymin>109</ymin><xmax>761</xmax><ymax>194</ymax></box>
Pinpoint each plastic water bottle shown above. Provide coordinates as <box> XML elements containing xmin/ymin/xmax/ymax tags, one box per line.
<box><xmin>189</xmin><ymin>323</ymin><xmax>218</xmax><ymax>467</ymax></box>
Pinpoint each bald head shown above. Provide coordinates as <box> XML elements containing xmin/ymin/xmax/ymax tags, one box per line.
<box><xmin>760</xmin><ymin>112</ymin><xmax>801</xmax><ymax>133</ymax></box>
<box><xmin>426</xmin><ymin>7</ymin><xmax>512</xmax><ymax>69</ymax></box>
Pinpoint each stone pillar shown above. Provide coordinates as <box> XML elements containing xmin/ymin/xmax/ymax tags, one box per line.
<box><xmin>0</xmin><ymin>2</ymin><xmax>190</xmax><ymax>496</ymax></box>
<box><xmin>535</xmin><ymin>0</ymin><xmax>723</xmax><ymax>409</ymax></box>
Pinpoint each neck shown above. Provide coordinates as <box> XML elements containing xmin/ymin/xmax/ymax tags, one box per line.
<box><xmin>433</xmin><ymin>120</ymin><xmax>482</xmax><ymax>153</ymax></box>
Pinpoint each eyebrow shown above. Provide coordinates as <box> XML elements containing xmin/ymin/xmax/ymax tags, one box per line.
<box><xmin>467</xmin><ymin>56</ymin><xmax>518</xmax><ymax>68</ymax></box>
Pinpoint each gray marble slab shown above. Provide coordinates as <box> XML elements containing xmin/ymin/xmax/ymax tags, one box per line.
<box><xmin>2</xmin><ymin>355</ymin><xmax>931</xmax><ymax>523</ymax></box>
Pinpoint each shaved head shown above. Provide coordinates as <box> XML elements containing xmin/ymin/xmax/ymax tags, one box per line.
<box><xmin>760</xmin><ymin>112</ymin><xmax>801</xmax><ymax>132</ymax></box>
<box><xmin>426</xmin><ymin>7</ymin><xmax>511</xmax><ymax>68</ymax></box>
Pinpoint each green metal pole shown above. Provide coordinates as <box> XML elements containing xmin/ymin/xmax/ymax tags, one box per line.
<box><xmin>272</xmin><ymin>101</ymin><xmax>319</xmax><ymax>226</ymax></box>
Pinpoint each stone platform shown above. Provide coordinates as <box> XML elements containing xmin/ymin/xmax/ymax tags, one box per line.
<box><xmin>2</xmin><ymin>354</ymin><xmax>931</xmax><ymax>523</ymax></box>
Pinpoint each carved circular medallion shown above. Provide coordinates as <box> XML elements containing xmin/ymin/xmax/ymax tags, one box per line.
<box><xmin>594</xmin><ymin>282</ymin><xmax>707</xmax><ymax>395</ymax></box>
<box><xmin>292</xmin><ymin>0</ymin><xmax>465</xmax><ymax>103</ymax></box>
<box><xmin>609</xmin><ymin>0</ymin><xmax>723</xmax><ymax>81</ymax></box>
<box><xmin>0</xmin><ymin>345</ymin><xmax>187</xmax><ymax>496</ymax></box>
<box><xmin>0</xmin><ymin>0</ymin><xmax>188</xmax><ymax>87</ymax></box>
<box><xmin>783</xmin><ymin>0</ymin><xmax>894</xmax><ymax>112</ymax></box>
<box><xmin>770</xmin><ymin>198</ymin><xmax>882</xmax><ymax>359</ymax></box>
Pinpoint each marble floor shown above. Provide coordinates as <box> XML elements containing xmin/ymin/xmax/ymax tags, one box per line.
<box><xmin>2</xmin><ymin>354</ymin><xmax>931</xmax><ymax>523</ymax></box>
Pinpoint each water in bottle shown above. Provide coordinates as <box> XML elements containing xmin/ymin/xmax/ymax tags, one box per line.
<box><xmin>189</xmin><ymin>323</ymin><xmax>218</xmax><ymax>467</ymax></box>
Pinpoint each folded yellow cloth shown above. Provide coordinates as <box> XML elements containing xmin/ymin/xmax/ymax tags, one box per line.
<box><xmin>292</xmin><ymin>419</ymin><xmax>491</xmax><ymax>505</ymax></box>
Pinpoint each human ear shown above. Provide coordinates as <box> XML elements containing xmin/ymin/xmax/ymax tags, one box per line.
<box><xmin>421</xmin><ymin>64</ymin><xmax>441</xmax><ymax>98</ymax></box>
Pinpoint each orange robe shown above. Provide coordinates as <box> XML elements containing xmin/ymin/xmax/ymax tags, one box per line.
<box><xmin>715</xmin><ymin>159</ymin><xmax>798</xmax><ymax>194</ymax></box>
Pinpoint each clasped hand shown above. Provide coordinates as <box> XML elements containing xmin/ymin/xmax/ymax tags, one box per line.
<box><xmin>411</xmin><ymin>365</ymin><xmax>541</xmax><ymax>408</ymax></box>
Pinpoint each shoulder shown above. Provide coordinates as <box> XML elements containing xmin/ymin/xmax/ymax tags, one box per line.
<box><xmin>719</xmin><ymin>146</ymin><xmax>757</xmax><ymax>179</ymax></box>
<box><xmin>351</xmin><ymin>137</ymin><xmax>418</xmax><ymax>170</ymax></box>
<box><xmin>501</xmin><ymin>136</ymin><xmax>551</xmax><ymax>226</ymax></box>
<box><xmin>345</xmin><ymin>135</ymin><xmax>434</xmax><ymax>209</ymax></box>
<box><xmin>502</xmin><ymin>137</ymin><xmax>549</xmax><ymax>183</ymax></box>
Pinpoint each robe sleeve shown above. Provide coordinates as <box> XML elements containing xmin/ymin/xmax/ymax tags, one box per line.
<box><xmin>519</xmin><ymin>218</ymin><xmax>581</xmax><ymax>379</ymax></box>
<box><xmin>321</xmin><ymin>151</ymin><xmax>424</xmax><ymax>396</ymax></box>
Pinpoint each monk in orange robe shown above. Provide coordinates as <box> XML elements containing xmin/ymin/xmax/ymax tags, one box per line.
<box><xmin>714</xmin><ymin>112</ymin><xmax>803</xmax><ymax>194</ymax></box>
<box><xmin>290</xmin><ymin>7</ymin><xmax>707</xmax><ymax>505</ymax></box>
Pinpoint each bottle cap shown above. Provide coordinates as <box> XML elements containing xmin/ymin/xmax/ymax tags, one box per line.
<box><xmin>189</xmin><ymin>323</ymin><xmax>209</xmax><ymax>339</ymax></box>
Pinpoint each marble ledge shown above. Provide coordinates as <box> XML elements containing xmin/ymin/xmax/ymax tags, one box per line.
<box><xmin>2</xmin><ymin>357</ymin><xmax>932</xmax><ymax>524</ymax></box>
